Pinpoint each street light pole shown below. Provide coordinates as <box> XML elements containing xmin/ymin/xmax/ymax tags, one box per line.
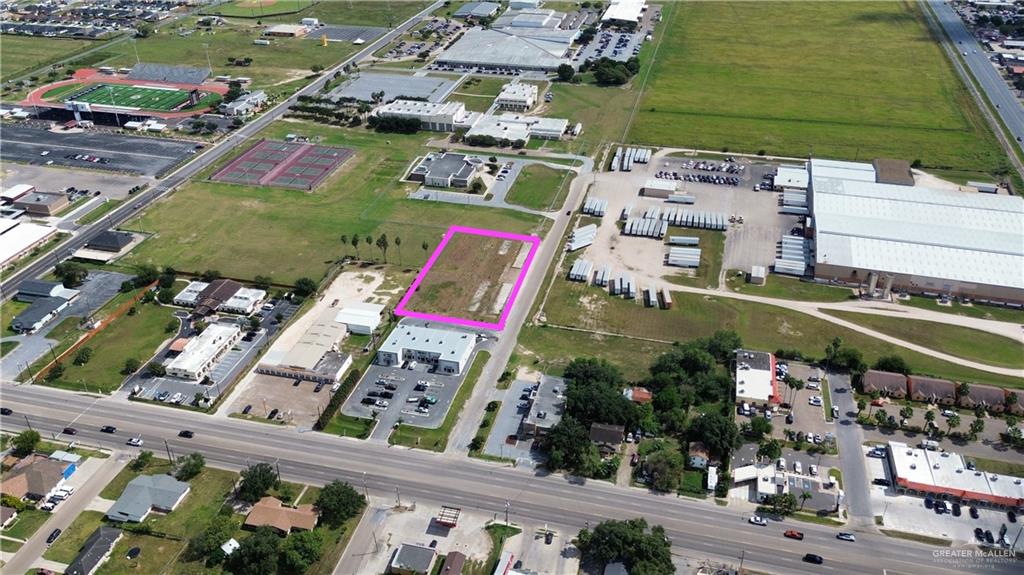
<box><xmin>362</xmin><ymin>471</ymin><xmax>370</xmax><ymax>500</ymax></box>
<box><xmin>504</xmin><ymin>500</ymin><xmax>510</xmax><ymax>525</ymax></box>
<box><xmin>23</xmin><ymin>414</ymin><xmax>33</xmax><ymax>431</ymax></box>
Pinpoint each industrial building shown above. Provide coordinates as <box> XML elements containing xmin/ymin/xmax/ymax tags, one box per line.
<box><xmin>773</xmin><ymin>165</ymin><xmax>809</xmax><ymax>191</ymax></box>
<box><xmin>453</xmin><ymin>1</ymin><xmax>501</xmax><ymax>20</ymax></box>
<box><xmin>808</xmin><ymin>158</ymin><xmax>1024</xmax><ymax>303</ymax></box>
<box><xmin>406</xmin><ymin>152</ymin><xmax>483</xmax><ymax>188</ymax></box>
<box><xmin>602</xmin><ymin>0</ymin><xmax>647</xmax><ymax>24</ymax></box>
<box><xmin>465</xmin><ymin>112</ymin><xmax>568</xmax><ymax>142</ymax></box>
<box><xmin>435</xmin><ymin>27</ymin><xmax>573</xmax><ymax>72</ymax></box>
<box><xmin>329</xmin><ymin>73</ymin><xmax>456</xmax><ymax>104</ymax></box>
<box><xmin>495</xmin><ymin>82</ymin><xmax>537</xmax><ymax>111</ymax></box>
<box><xmin>256</xmin><ymin>308</ymin><xmax>352</xmax><ymax>383</ymax></box>
<box><xmin>263</xmin><ymin>23</ymin><xmax>308</xmax><ymax>37</ymax></box>
<box><xmin>9</xmin><ymin>280</ymin><xmax>78</xmax><ymax>334</ymax></box>
<box><xmin>334</xmin><ymin>302</ymin><xmax>385</xmax><ymax>334</ymax></box>
<box><xmin>0</xmin><ymin>218</ymin><xmax>58</xmax><ymax>269</ymax></box>
<box><xmin>13</xmin><ymin>191</ymin><xmax>68</xmax><ymax>216</ymax></box>
<box><xmin>374</xmin><ymin>100</ymin><xmax>478</xmax><ymax>132</ymax></box>
<box><xmin>734</xmin><ymin>349</ymin><xmax>778</xmax><ymax>405</ymax></box>
<box><xmin>376</xmin><ymin>324</ymin><xmax>475</xmax><ymax>375</ymax></box>
<box><xmin>493</xmin><ymin>8</ymin><xmax>565</xmax><ymax>29</ymax></box>
<box><xmin>886</xmin><ymin>441</ymin><xmax>1024</xmax><ymax>509</ymax></box>
<box><xmin>166</xmin><ymin>323</ymin><xmax>241</xmax><ymax>381</ymax></box>
<box><xmin>1</xmin><ymin>183</ymin><xmax>34</xmax><ymax>203</ymax></box>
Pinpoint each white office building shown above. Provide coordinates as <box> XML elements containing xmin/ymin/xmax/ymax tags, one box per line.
<box><xmin>166</xmin><ymin>324</ymin><xmax>241</xmax><ymax>381</ymax></box>
<box><xmin>220</xmin><ymin>287</ymin><xmax>266</xmax><ymax>315</ymax></box>
<box><xmin>466</xmin><ymin>113</ymin><xmax>568</xmax><ymax>142</ymax></box>
<box><xmin>495</xmin><ymin>82</ymin><xmax>537</xmax><ymax>111</ymax></box>
<box><xmin>376</xmin><ymin>325</ymin><xmax>475</xmax><ymax>375</ymax></box>
<box><xmin>334</xmin><ymin>302</ymin><xmax>385</xmax><ymax>335</ymax></box>
<box><xmin>374</xmin><ymin>100</ymin><xmax>478</xmax><ymax>132</ymax></box>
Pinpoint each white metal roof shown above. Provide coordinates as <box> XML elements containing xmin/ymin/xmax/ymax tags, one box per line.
<box><xmin>812</xmin><ymin>176</ymin><xmax>1024</xmax><ymax>289</ymax></box>
<box><xmin>379</xmin><ymin>324</ymin><xmax>474</xmax><ymax>363</ymax></box>
<box><xmin>602</xmin><ymin>0</ymin><xmax>646</xmax><ymax>23</ymax></box>
<box><xmin>437</xmin><ymin>28</ymin><xmax>570</xmax><ymax>69</ymax></box>
<box><xmin>334</xmin><ymin>302</ymin><xmax>384</xmax><ymax>329</ymax></box>
<box><xmin>1</xmin><ymin>183</ymin><xmax>34</xmax><ymax>201</ymax></box>
<box><xmin>281</xmin><ymin>309</ymin><xmax>347</xmax><ymax>370</ymax></box>
<box><xmin>0</xmin><ymin>221</ymin><xmax>57</xmax><ymax>266</ymax></box>
<box><xmin>775</xmin><ymin>165</ymin><xmax>808</xmax><ymax>189</ymax></box>
<box><xmin>809</xmin><ymin>158</ymin><xmax>876</xmax><ymax>182</ymax></box>
<box><xmin>167</xmin><ymin>324</ymin><xmax>239</xmax><ymax>375</ymax></box>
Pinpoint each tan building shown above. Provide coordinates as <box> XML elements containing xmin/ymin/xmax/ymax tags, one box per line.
<box><xmin>958</xmin><ymin>384</ymin><xmax>1008</xmax><ymax>413</ymax></box>
<box><xmin>908</xmin><ymin>375</ymin><xmax>956</xmax><ymax>405</ymax></box>
<box><xmin>861</xmin><ymin>370</ymin><xmax>908</xmax><ymax>398</ymax></box>
<box><xmin>243</xmin><ymin>496</ymin><xmax>317</xmax><ymax>535</ymax></box>
<box><xmin>13</xmin><ymin>192</ymin><xmax>68</xmax><ymax>216</ymax></box>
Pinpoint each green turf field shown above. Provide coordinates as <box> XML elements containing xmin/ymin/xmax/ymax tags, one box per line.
<box><xmin>628</xmin><ymin>1</ymin><xmax>1010</xmax><ymax>178</ymax></box>
<box><xmin>65</xmin><ymin>83</ymin><xmax>191</xmax><ymax>110</ymax></box>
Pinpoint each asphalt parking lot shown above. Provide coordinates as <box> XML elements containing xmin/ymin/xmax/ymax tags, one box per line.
<box><xmin>342</xmin><ymin>357</ymin><xmax>476</xmax><ymax>438</ymax></box>
<box><xmin>483</xmin><ymin>380</ymin><xmax>546</xmax><ymax>465</ymax></box>
<box><xmin>0</xmin><ymin>163</ymin><xmax>146</xmax><ymax>200</ymax></box>
<box><xmin>0</xmin><ymin>124</ymin><xmax>197</xmax><ymax>177</ymax></box>
<box><xmin>574</xmin><ymin>30</ymin><xmax>643</xmax><ymax>64</ymax></box>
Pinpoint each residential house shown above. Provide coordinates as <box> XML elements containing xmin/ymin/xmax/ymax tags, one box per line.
<box><xmin>2</xmin><ymin>455</ymin><xmax>73</xmax><ymax>500</ymax></box>
<box><xmin>65</xmin><ymin>527</ymin><xmax>123</xmax><ymax>575</ymax></box>
<box><xmin>589</xmin><ymin>423</ymin><xmax>624</xmax><ymax>456</ymax></box>
<box><xmin>106</xmin><ymin>474</ymin><xmax>190</xmax><ymax>523</ymax></box>
<box><xmin>243</xmin><ymin>496</ymin><xmax>318</xmax><ymax>535</ymax></box>
<box><xmin>688</xmin><ymin>441</ymin><xmax>711</xmax><ymax>470</ymax></box>
<box><xmin>0</xmin><ymin>505</ymin><xmax>18</xmax><ymax>529</ymax></box>
<box><xmin>908</xmin><ymin>375</ymin><xmax>956</xmax><ymax>405</ymax></box>
<box><xmin>959</xmin><ymin>384</ymin><xmax>1008</xmax><ymax>413</ymax></box>
<box><xmin>861</xmin><ymin>370</ymin><xmax>908</xmax><ymax>398</ymax></box>
<box><xmin>440</xmin><ymin>551</ymin><xmax>466</xmax><ymax>574</ymax></box>
<box><xmin>389</xmin><ymin>542</ymin><xmax>436</xmax><ymax>575</ymax></box>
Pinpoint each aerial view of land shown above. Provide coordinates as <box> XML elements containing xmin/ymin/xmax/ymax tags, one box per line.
<box><xmin>1</xmin><ymin>2</ymin><xmax>1023</xmax><ymax>575</ymax></box>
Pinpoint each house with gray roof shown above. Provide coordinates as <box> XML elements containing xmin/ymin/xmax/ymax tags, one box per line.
<box><xmin>389</xmin><ymin>542</ymin><xmax>436</xmax><ymax>575</ymax></box>
<box><xmin>106</xmin><ymin>474</ymin><xmax>190</xmax><ymax>523</ymax></box>
<box><xmin>66</xmin><ymin>527</ymin><xmax>123</xmax><ymax>575</ymax></box>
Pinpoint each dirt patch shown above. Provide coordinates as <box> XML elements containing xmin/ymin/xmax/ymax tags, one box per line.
<box><xmin>777</xmin><ymin>318</ymin><xmax>802</xmax><ymax>338</ymax></box>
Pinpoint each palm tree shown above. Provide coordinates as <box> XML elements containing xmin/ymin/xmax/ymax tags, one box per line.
<box><xmin>867</xmin><ymin>391</ymin><xmax>881</xmax><ymax>415</ymax></box>
<box><xmin>947</xmin><ymin>414</ymin><xmax>961</xmax><ymax>435</ymax></box>
<box><xmin>376</xmin><ymin>233</ymin><xmax>389</xmax><ymax>262</ymax></box>
<box><xmin>394</xmin><ymin>236</ymin><xmax>402</xmax><ymax>263</ymax></box>
<box><xmin>969</xmin><ymin>419</ymin><xmax>985</xmax><ymax>440</ymax></box>
<box><xmin>856</xmin><ymin>398</ymin><xmax>866</xmax><ymax>415</ymax></box>
<box><xmin>957</xmin><ymin>382</ymin><xmax>971</xmax><ymax>402</ymax></box>
<box><xmin>351</xmin><ymin>235</ymin><xmax>360</xmax><ymax>259</ymax></box>
<box><xmin>799</xmin><ymin>490</ymin><xmax>813</xmax><ymax>510</ymax></box>
<box><xmin>339</xmin><ymin>234</ymin><xmax>348</xmax><ymax>256</ymax></box>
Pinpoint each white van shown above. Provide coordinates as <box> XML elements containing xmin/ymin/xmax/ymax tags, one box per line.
<box><xmin>740</xmin><ymin>402</ymin><xmax>750</xmax><ymax>415</ymax></box>
<box><xmin>777</xmin><ymin>458</ymin><xmax>786</xmax><ymax>471</ymax></box>
<box><xmin>794</xmin><ymin>461</ymin><xmax>803</xmax><ymax>474</ymax></box>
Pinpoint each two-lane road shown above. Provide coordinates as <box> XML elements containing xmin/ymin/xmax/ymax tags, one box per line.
<box><xmin>1</xmin><ymin>384</ymin><xmax>1016</xmax><ymax>575</ymax></box>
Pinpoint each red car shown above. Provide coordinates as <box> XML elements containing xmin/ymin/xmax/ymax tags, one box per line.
<box><xmin>784</xmin><ymin>530</ymin><xmax>805</xmax><ymax>540</ymax></box>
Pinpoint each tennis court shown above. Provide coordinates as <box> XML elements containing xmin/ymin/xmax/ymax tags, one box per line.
<box><xmin>211</xmin><ymin>139</ymin><xmax>354</xmax><ymax>190</ymax></box>
<box><xmin>65</xmin><ymin>83</ymin><xmax>195</xmax><ymax>111</ymax></box>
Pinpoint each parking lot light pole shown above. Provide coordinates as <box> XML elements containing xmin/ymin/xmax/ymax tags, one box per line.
<box><xmin>362</xmin><ymin>472</ymin><xmax>370</xmax><ymax>500</ymax></box>
<box><xmin>504</xmin><ymin>500</ymin><xmax>510</xmax><ymax>525</ymax></box>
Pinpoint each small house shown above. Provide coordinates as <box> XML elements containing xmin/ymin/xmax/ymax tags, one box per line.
<box><xmin>908</xmin><ymin>375</ymin><xmax>956</xmax><ymax>406</ymax></box>
<box><xmin>862</xmin><ymin>370</ymin><xmax>908</xmax><ymax>399</ymax></box>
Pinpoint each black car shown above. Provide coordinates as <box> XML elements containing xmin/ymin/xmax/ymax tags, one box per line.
<box><xmin>368</xmin><ymin>390</ymin><xmax>382</xmax><ymax>398</ymax></box>
<box><xmin>178</xmin><ymin>430</ymin><xmax>194</xmax><ymax>438</ymax></box>
<box><xmin>267</xmin><ymin>408</ymin><xmax>279</xmax><ymax>419</ymax></box>
<box><xmin>970</xmin><ymin>506</ymin><xmax>979</xmax><ymax>519</ymax></box>
<box><xmin>0</xmin><ymin>407</ymin><xmax>12</xmax><ymax>415</ymax></box>
<box><xmin>62</xmin><ymin>427</ymin><xmax>78</xmax><ymax>435</ymax></box>
<box><xmin>46</xmin><ymin>528</ymin><xmax>62</xmax><ymax>545</ymax></box>
<box><xmin>544</xmin><ymin>531</ymin><xmax>554</xmax><ymax>544</ymax></box>
<box><xmin>361</xmin><ymin>397</ymin><xmax>376</xmax><ymax>405</ymax></box>
<box><xmin>1009</xmin><ymin>510</ymin><xmax>1018</xmax><ymax>523</ymax></box>
<box><xmin>384</xmin><ymin>383</ymin><xmax>398</xmax><ymax>391</ymax></box>
<box><xmin>380</xmin><ymin>391</ymin><xmax>395</xmax><ymax>399</ymax></box>
<box><xmin>414</xmin><ymin>384</ymin><xmax>427</xmax><ymax>392</ymax></box>
<box><xmin>873</xmin><ymin>478</ymin><xmax>891</xmax><ymax>487</ymax></box>
<box><xmin>985</xmin><ymin>530</ymin><xmax>994</xmax><ymax>544</ymax></box>
<box><xmin>975</xmin><ymin>527</ymin><xmax>985</xmax><ymax>541</ymax></box>
<box><xmin>314</xmin><ymin>383</ymin><xmax>325</xmax><ymax>393</ymax></box>
<box><xmin>100</xmin><ymin>425</ymin><xmax>117</xmax><ymax>434</ymax></box>
<box><xmin>952</xmin><ymin>503</ymin><xmax>961</xmax><ymax>517</ymax></box>
<box><xmin>242</xmin><ymin>404</ymin><xmax>252</xmax><ymax>415</ymax></box>
<box><xmin>785</xmin><ymin>414</ymin><xmax>794</xmax><ymax>424</ymax></box>
<box><xmin>802</xmin><ymin>554</ymin><xmax>824</xmax><ymax>565</ymax></box>
<box><xmin>925</xmin><ymin>497</ymin><xmax>934</xmax><ymax>509</ymax></box>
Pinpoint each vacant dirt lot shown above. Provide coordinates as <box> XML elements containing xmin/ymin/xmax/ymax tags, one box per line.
<box><xmin>404</xmin><ymin>232</ymin><xmax>531</xmax><ymax>323</ymax></box>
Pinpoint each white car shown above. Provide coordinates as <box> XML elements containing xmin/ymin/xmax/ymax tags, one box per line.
<box><xmin>808</xmin><ymin>396</ymin><xmax>823</xmax><ymax>406</ymax></box>
<box><xmin>374</xmin><ymin>400</ymin><xmax>390</xmax><ymax>408</ymax></box>
<box><xmin>127</xmin><ymin>437</ymin><xmax>144</xmax><ymax>447</ymax></box>
<box><xmin>941</xmin><ymin>409</ymin><xmax>956</xmax><ymax>418</ymax></box>
<box><xmin>836</xmin><ymin>532</ymin><xmax>856</xmax><ymax>542</ymax></box>
<box><xmin>749</xmin><ymin>515</ymin><xmax>767</xmax><ymax>526</ymax></box>
<box><xmin>809</xmin><ymin>464</ymin><xmax>818</xmax><ymax>476</ymax></box>
<box><xmin>806</xmin><ymin>382</ymin><xmax>820</xmax><ymax>391</ymax></box>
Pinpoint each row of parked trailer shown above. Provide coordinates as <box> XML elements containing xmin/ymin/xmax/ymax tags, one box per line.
<box><xmin>666</xmin><ymin>246</ymin><xmax>702</xmax><ymax>268</ymax></box>
<box><xmin>774</xmin><ymin>234</ymin><xmax>811</xmax><ymax>276</ymax></box>
<box><xmin>610</xmin><ymin>146</ymin><xmax>651</xmax><ymax>172</ymax></box>
<box><xmin>623</xmin><ymin>217</ymin><xmax>668</xmax><ymax>238</ymax></box>
<box><xmin>609</xmin><ymin>274</ymin><xmax>637</xmax><ymax>299</ymax></box>
<box><xmin>666</xmin><ymin>193</ymin><xmax>696</xmax><ymax>204</ymax></box>
<box><xmin>583</xmin><ymin>197</ymin><xmax>608</xmax><ymax>217</ymax></box>
<box><xmin>568</xmin><ymin>259</ymin><xmax>594</xmax><ymax>281</ymax></box>
<box><xmin>567</xmin><ymin>223</ymin><xmax>597</xmax><ymax>251</ymax></box>
<box><xmin>568</xmin><ymin>262</ymin><xmax>675</xmax><ymax>309</ymax></box>
<box><xmin>662</xmin><ymin>209</ymin><xmax>728</xmax><ymax>230</ymax></box>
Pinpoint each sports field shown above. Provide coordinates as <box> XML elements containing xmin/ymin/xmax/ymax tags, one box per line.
<box><xmin>629</xmin><ymin>1</ymin><xmax>1009</xmax><ymax>177</ymax></box>
<box><xmin>211</xmin><ymin>139</ymin><xmax>354</xmax><ymax>189</ymax></box>
<box><xmin>64</xmin><ymin>83</ymin><xmax>192</xmax><ymax>110</ymax></box>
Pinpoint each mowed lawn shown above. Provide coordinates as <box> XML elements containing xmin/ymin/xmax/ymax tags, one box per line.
<box><xmin>101</xmin><ymin>17</ymin><xmax>358</xmax><ymax>88</ymax></box>
<box><xmin>122</xmin><ymin>121</ymin><xmax>545</xmax><ymax>284</ymax></box>
<box><xmin>210</xmin><ymin>0</ymin><xmax>427</xmax><ymax>26</ymax></box>
<box><xmin>539</xmin><ymin>283</ymin><xmax>1024</xmax><ymax>388</ymax></box>
<box><xmin>725</xmin><ymin>270</ymin><xmax>855</xmax><ymax>302</ymax></box>
<box><xmin>0</xmin><ymin>35</ymin><xmax>95</xmax><ymax>80</ymax></box>
<box><xmin>825</xmin><ymin>310</ymin><xmax>1024</xmax><ymax>370</ymax></box>
<box><xmin>630</xmin><ymin>1</ymin><xmax>1009</xmax><ymax>177</ymax></box>
<box><xmin>506</xmin><ymin>164</ymin><xmax>574</xmax><ymax>211</ymax></box>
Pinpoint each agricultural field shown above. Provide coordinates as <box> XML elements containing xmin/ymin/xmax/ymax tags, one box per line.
<box><xmin>824</xmin><ymin>310</ymin><xmax>1024</xmax><ymax>370</ymax></box>
<box><xmin>122</xmin><ymin>120</ymin><xmax>544</xmax><ymax>283</ymax></box>
<box><xmin>0</xmin><ymin>35</ymin><xmax>96</xmax><ymax>80</ymax></box>
<box><xmin>401</xmin><ymin>231</ymin><xmax>534</xmax><ymax>324</ymax></box>
<box><xmin>629</xmin><ymin>1</ymin><xmax>1010</xmax><ymax>179</ymax></box>
<box><xmin>538</xmin><ymin>281</ymin><xmax>1024</xmax><ymax>388</ymax></box>
<box><xmin>505</xmin><ymin>163</ymin><xmax>574</xmax><ymax>211</ymax></box>
<box><xmin>100</xmin><ymin>17</ymin><xmax>358</xmax><ymax>88</ymax></box>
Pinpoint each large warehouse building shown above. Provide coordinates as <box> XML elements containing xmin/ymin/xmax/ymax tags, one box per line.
<box><xmin>376</xmin><ymin>324</ymin><xmax>475</xmax><ymax>375</ymax></box>
<box><xmin>435</xmin><ymin>27</ymin><xmax>574</xmax><ymax>72</ymax></box>
<box><xmin>887</xmin><ymin>441</ymin><xmax>1024</xmax><ymax>509</ymax></box>
<box><xmin>808</xmin><ymin>159</ymin><xmax>1024</xmax><ymax>304</ymax></box>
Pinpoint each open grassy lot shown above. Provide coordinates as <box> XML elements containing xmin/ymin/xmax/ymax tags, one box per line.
<box><xmin>900</xmin><ymin>296</ymin><xmax>1024</xmax><ymax>324</ymax></box>
<box><xmin>77</xmin><ymin>199</ymin><xmax>123</xmax><ymax>225</ymax></box>
<box><xmin>1</xmin><ymin>508</ymin><xmax>50</xmax><ymax>541</ymax></box>
<box><xmin>517</xmin><ymin>325</ymin><xmax>670</xmax><ymax>381</ymax></box>
<box><xmin>724</xmin><ymin>270</ymin><xmax>855</xmax><ymax>302</ymax></box>
<box><xmin>969</xmin><ymin>456</ymin><xmax>1024</xmax><ymax>476</ymax></box>
<box><xmin>1</xmin><ymin>340</ymin><xmax>19</xmax><ymax>357</ymax></box>
<box><xmin>663</xmin><ymin>229</ymin><xmax>725</xmax><ymax>289</ymax></box>
<box><xmin>43</xmin><ymin>510</ymin><xmax>105</xmax><ymax>563</ymax></box>
<box><xmin>629</xmin><ymin>1</ymin><xmax>1009</xmax><ymax>179</ymax></box>
<box><xmin>0</xmin><ymin>35</ymin><xmax>96</xmax><ymax>80</ymax></box>
<box><xmin>539</xmin><ymin>284</ymin><xmax>1024</xmax><ymax>388</ymax></box>
<box><xmin>390</xmin><ymin>350</ymin><xmax>490</xmax><ymax>451</ymax></box>
<box><xmin>122</xmin><ymin>121</ymin><xmax>544</xmax><ymax>284</ymax></box>
<box><xmin>542</xmin><ymin>79</ymin><xmax>638</xmax><ymax>157</ymax></box>
<box><xmin>101</xmin><ymin>17</ymin><xmax>357</xmax><ymax>89</ymax></box>
<box><xmin>210</xmin><ymin>0</ymin><xmax>427</xmax><ymax>26</ymax></box>
<box><xmin>824</xmin><ymin>310</ymin><xmax>1024</xmax><ymax>370</ymax></box>
<box><xmin>323</xmin><ymin>412</ymin><xmax>375</xmax><ymax>439</ymax></box>
<box><xmin>506</xmin><ymin>164</ymin><xmax>573</xmax><ymax>211</ymax></box>
<box><xmin>44</xmin><ymin>302</ymin><xmax>176</xmax><ymax>394</ymax></box>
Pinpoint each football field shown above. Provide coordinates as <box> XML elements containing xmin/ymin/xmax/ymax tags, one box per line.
<box><xmin>67</xmin><ymin>83</ymin><xmax>192</xmax><ymax>111</ymax></box>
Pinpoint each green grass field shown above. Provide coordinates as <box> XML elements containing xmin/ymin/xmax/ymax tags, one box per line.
<box><xmin>77</xmin><ymin>199</ymin><xmax>124</xmax><ymax>225</ymax></box>
<box><xmin>58</xmin><ymin>83</ymin><xmax>219</xmax><ymax>112</ymax></box>
<box><xmin>1</xmin><ymin>508</ymin><xmax>50</xmax><ymax>541</ymax></box>
<box><xmin>506</xmin><ymin>164</ymin><xmax>574</xmax><ymax>211</ymax></box>
<box><xmin>900</xmin><ymin>296</ymin><xmax>1024</xmax><ymax>324</ymax></box>
<box><xmin>390</xmin><ymin>350</ymin><xmax>490</xmax><ymax>451</ymax></box>
<box><xmin>629</xmin><ymin>1</ymin><xmax>1010</xmax><ymax>178</ymax></box>
<box><xmin>725</xmin><ymin>270</ymin><xmax>855</xmax><ymax>302</ymax></box>
<box><xmin>0</xmin><ymin>35</ymin><xmax>97</xmax><ymax>80</ymax></box>
<box><xmin>538</xmin><ymin>283</ymin><xmax>1023</xmax><ymax>388</ymax></box>
<box><xmin>825</xmin><ymin>310</ymin><xmax>1024</xmax><ymax>370</ymax></box>
<box><xmin>517</xmin><ymin>325</ymin><xmax>671</xmax><ymax>381</ymax></box>
<box><xmin>122</xmin><ymin>121</ymin><xmax>545</xmax><ymax>283</ymax></box>
<box><xmin>208</xmin><ymin>0</ymin><xmax>427</xmax><ymax>26</ymax></box>
<box><xmin>663</xmin><ymin>229</ymin><xmax>725</xmax><ymax>289</ymax></box>
<box><xmin>43</xmin><ymin>511</ymin><xmax>105</xmax><ymax>564</ymax></box>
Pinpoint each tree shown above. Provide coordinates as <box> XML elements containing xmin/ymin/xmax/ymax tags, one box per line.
<box><xmin>122</xmin><ymin>358</ymin><xmax>142</xmax><ymax>375</ymax></box>
<box><xmin>556</xmin><ymin>63</ymin><xmax>575</xmax><ymax>82</ymax></box>
<box><xmin>974</xmin><ymin>405</ymin><xmax>987</xmax><ymax>419</ymax></box>
<box><xmin>394</xmin><ymin>236</ymin><xmax>402</xmax><ymax>263</ymax></box>
<box><xmin>947</xmin><ymin>414</ymin><xmax>961</xmax><ymax>434</ymax></box>
<box><xmin>227</xmin><ymin>527</ymin><xmax>280</xmax><ymax>575</ymax></box>
<box><xmin>646</xmin><ymin>449</ymin><xmax>685</xmax><ymax>492</ymax></box>
<box><xmin>339</xmin><ymin>234</ymin><xmax>348</xmax><ymax>256</ymax></box>
<box><xmin>874</xmin><ymin>408</ymin><xmax>889</xmax><ymax>427</ymax></box>
<box><xmin>186</xmin><ymin>513</ymin><xmax>238</xmax><ymax>564</ymax></box>
<box><xmin>376</xmin><ymin>233</ymin><xmax>389</xmax><ymax>262</ymax></box>
<box><xmin>899</xmin><ymin>406</ymin><xmax>914</xmax><ymax>422</ymax></box>
<box><xmin>470</xmin><ymin>179</ymin><xmax>485</xmax><ymax>194</ymax></box>
<box><xmin>798</xmin><ymin>490</ymin><xmax>813</xmax><ymax>510</ymax></box>
<box><xmin>248</xmin><ymin>316</ymin><xmax>261</xmax><ymax>331</ymax></box>
<box><xmin>73</xmin><ymin>347</ymin><xmax>94</xmax><ymax>366</ymax></box>
<box><xmin>311</xmin><ymin>63</ymin><xmax>324</xmax><ymax>73</ymax></box>
<box><xmin>1007</xmin><ymin>392</ymin><xmax>1019</xmax><ymax>412</ymax></box>
<box><xmin>201</xmin><ymin>270</ymin><xmax>221</xmax><ymax>282</ymax></box>
<box><xmin>748</xmin><ymin>416</ymin><xmax>772</xmax><ymax>440</ymax></box>
<box><xmin>294</xmin><ymin>277</ymin><xmax>317</xmax><ymax>298</ymax></box>
<box><xmin>576</xmin><ymin>518</ymin><xmax>674</xmax><ymax>574</ymax></box>
<box><xmin>136</xmin><ymin>22</ymin><xmax>154</xmax><ymax>38</ymax></box>
<box><xmin>175</xmin><ymin>452</ymin><xmax>205</xmax><ymax>481</ymax></box>
<box><xmin>147</xmin><ymin>362</ymin><xmax>167</xmax><ymax>377</ymax></box>
<box><xmin>969</xmin><ymin>418</ymin><xmax>985</xmax><ymax>440</ymax></box>
<box><xmin>54</xmin><ymin>261</ymin><xmax>88</xmax><ymax>287</ymax></box>
<box><xmin>761</xmin><ymin>492</ymin><xmax>798</xmax><ymax>516</ymax></box>
<box><xmin>757</xmin><ymin>438</ymin><xmax>782</xmax><ymax>463</ymax></box>
<box><xmin>12</xmin><ymin>429</ymin><xmax>41</xmax><ymax>456</ymax></box>
<box><xmin>157</xmin><ymin>288</ymin><xmax>175</xmax><ymax>304</ymax></box>
<box><xmin>957</xmin><ymin>382</ymin><xmax>971</xmax><ymax>400</ymax></box>
<box><xmin>544</xmin><ymin>417</ymin><xmax>597</xmax><ymax>474</ymax></box>
<box><xmin>158</xmin><ymin>269</ymin><xmax>177</xmax><ymax>289</ymax></box>
<box><xmin>194</xmin><ymin>320</ymin><xmax>208</xmax><ymax>334</ymax></box>
<box><xmin>924</xmin><ymin>409</ymin><xmax>936</xmax><ymax>429</ymax></box>
<box><xmin>279</xmin><ymin>529</ymin><xmax>324</xmax><ymax>574</ymax></box>
<box><xmin>422</xmin><ymin>240</ymin><xmax>429</xmax><ymax>255</ymax></box>
<box><xmin>315</xmin><ymin>480</ymin><xmax>366</xmax><ymax>527</ymax></box>
<box><xmin>856</xmin><ymin>398</ymin><xmax>866</xmax><ymax>415</ymax></box>
<box><xmin>253</xmin><ymin>275</ymin><xmax>272</xmax><ymax>290</ymax></box>
<box><xmin>237</xmin><ymin>462</ymin><xmax>278</xmax><ymax>503</ymax></box>
<box><xmin>45</xmin><ymin>361</ymin><xmax>65</xmax><ymax>382</ymax></box>
<box><xmin>351</xmin><ymin>235</ymin><xmax>361</xmax><ymax>258</ymax></box>
<box><xmin>688</xmin><ymin>412</ymin><xmax>739</xmax><ymax>460</ymax></box>
<box><xmin>204</xmin><ymin>120</ymin><xmax>218</xmax><ymax>133</ymax></box>
<box><xmin>873</xmin><ymin>354</ymin><xmax>910</xmax><ymax>375</ymax></box>
<box><xmin>135</xmin><ymin>264</ymin><xmax>160</xmax><ymax>286</ymax></box>
<box><xmin>130</xmin><ymin>450</ymin><xmax>153</xmax><ymax>471</ymax></box>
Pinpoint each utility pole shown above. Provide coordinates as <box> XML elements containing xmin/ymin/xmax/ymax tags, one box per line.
<box><xmin>739</xmin><ymin>549</ymin><xmax>745</xmax><ymax>572</ymax></box>
<box><xmin>275</xmin><ymin>458</ymin><xmax>281</xmax><ymax>480</ymax></box>
<box><xmin>395</xmin><ymin>486</ymin><xmax>402</xmax><ymax>507</ymax></box>
<box><xmin>362</xmin><ymin>472</ymin><xmax>369</xmax><ymax>500</ymax></box>
<box><xmin>504</xmin><ymin>500</ymin><xmax>510</xmax><ymax>525</ymax></box>
<box><xmin>23</xmin><ymin>414</ymin><xmax>33</xmax><ymax>431</ymax></box>
<box><xmin>163</xmin><ymin>439</ymin><xmax>174</xmax><ymax>464</ymax></box>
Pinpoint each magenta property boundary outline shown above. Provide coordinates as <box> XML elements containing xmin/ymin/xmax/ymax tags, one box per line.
<box><xmin>394</xmin><ymin>225</ymin><xmax>542</xmax><ymax>331</ymax></box>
